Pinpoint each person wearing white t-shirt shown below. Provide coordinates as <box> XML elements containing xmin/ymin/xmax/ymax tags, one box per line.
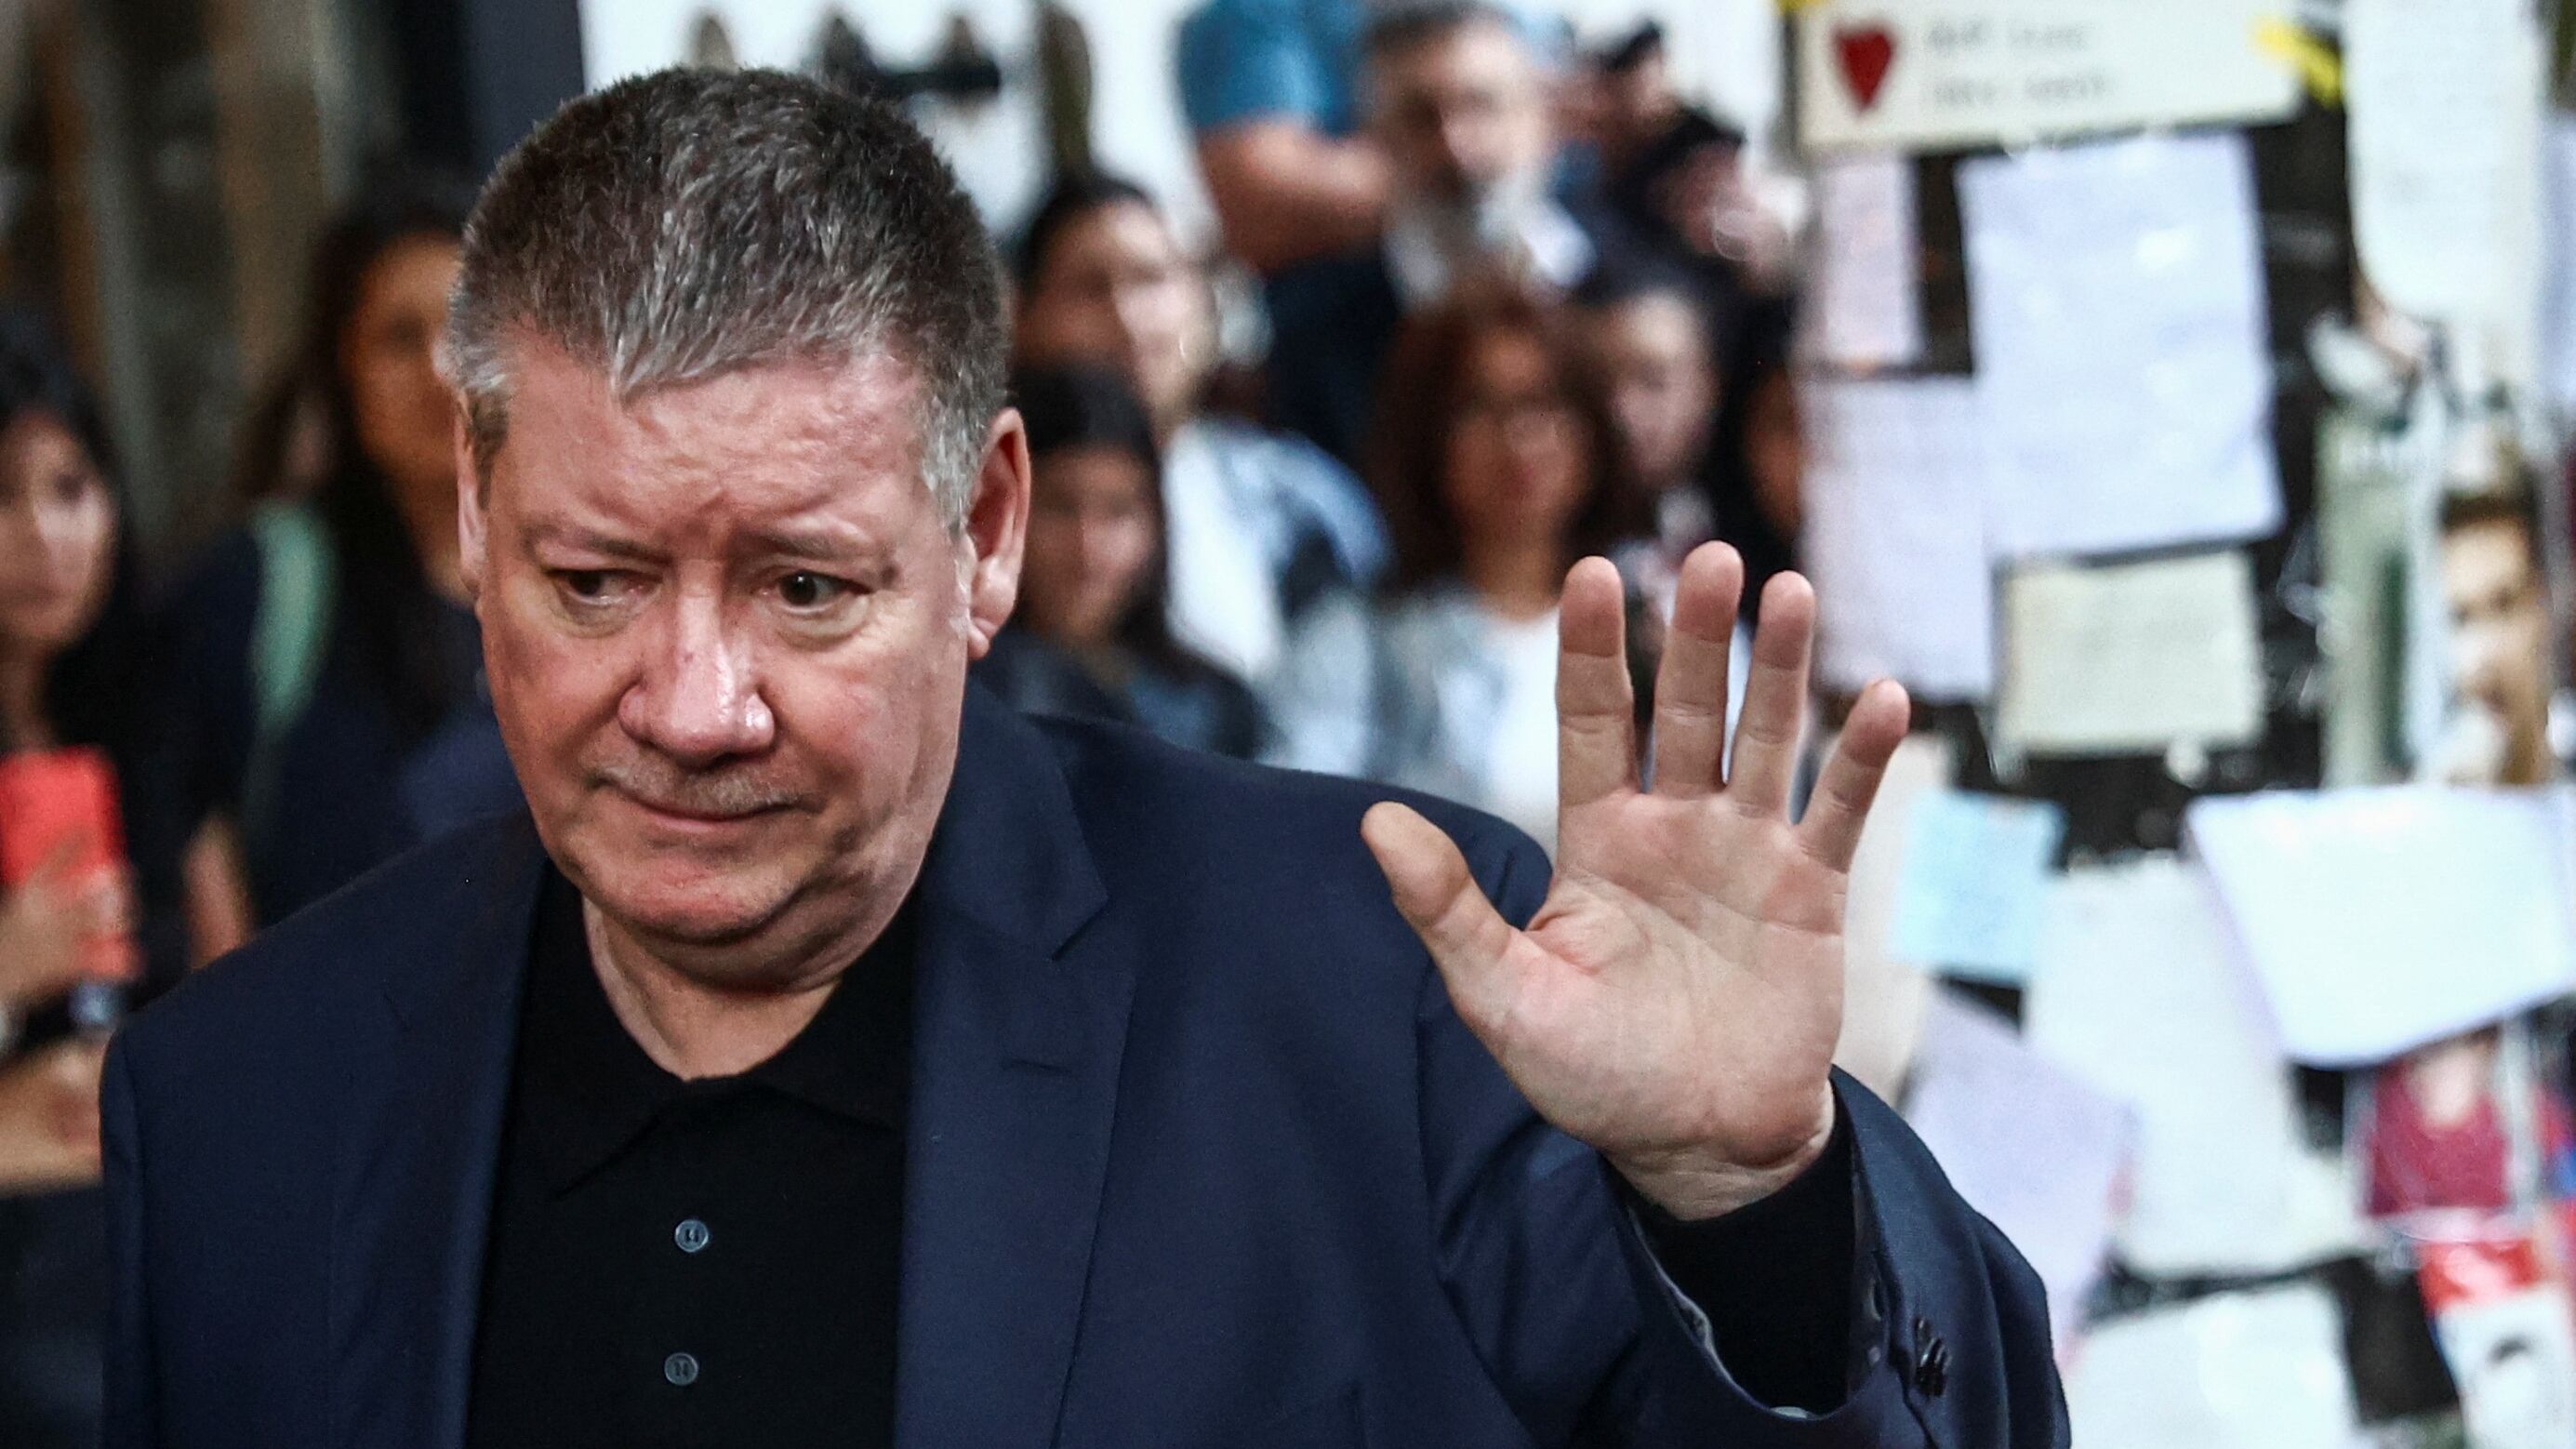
<box><xmin>1013</xmin><ymin>174</ymin><xmax>1388</xmax><ymax>683</ymax></box>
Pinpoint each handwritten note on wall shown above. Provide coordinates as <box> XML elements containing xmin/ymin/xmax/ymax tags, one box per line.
<box><xmin>1795</xmin><ymin>0</ymin><xmax>2301</xmax><ymax>155</ymax></box>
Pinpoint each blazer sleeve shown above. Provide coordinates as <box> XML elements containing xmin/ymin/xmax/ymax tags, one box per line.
<box><xmin>1414</xmin><ymin>830</ymin><xmax>2070</xmax><ymax>1448</ymax></box>
<box><xmin>102</xmin><ymin>1032</ymin><xmax>159</xmax><ymax>1449</ymax></box>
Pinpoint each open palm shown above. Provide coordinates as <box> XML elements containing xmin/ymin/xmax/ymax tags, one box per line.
<box><xmin>1362</xmin><ymin>545</ymin><xmax>1911</xmax><ymax>1219</ymax></box>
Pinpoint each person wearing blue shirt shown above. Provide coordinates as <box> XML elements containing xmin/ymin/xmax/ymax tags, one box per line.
<box><xmin>1177</xmin><ymin>0</ymin><xmax>1561</xmax><ymax>273</ymax></box>
<box><xmin>1177</xmin><ymin>0</ymin><xmax>1386</xmax><ymax>272</ymax></box>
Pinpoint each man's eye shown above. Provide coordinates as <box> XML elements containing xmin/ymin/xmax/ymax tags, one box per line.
<box><xmin>777</xmin><ymin>571</ymin><xmax>853</xmax><ymax>610</ymax></box>
<box><xmin>554</xmin><ymin>569</ymin><xmax>637</xmax><ymax>607</ymax></box>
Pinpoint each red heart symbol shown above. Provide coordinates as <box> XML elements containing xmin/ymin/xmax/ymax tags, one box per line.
<box><xmin>1834</xmin><ymin>26</ymin><xmax>1896</xmax><ymax>113</ymax></box>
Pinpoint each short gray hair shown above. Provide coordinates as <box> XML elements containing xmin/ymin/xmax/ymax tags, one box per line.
<box><xmin>444</xmin><ymin>68</ymin><xmax>1008</xmax><ymax>529</ymax></box>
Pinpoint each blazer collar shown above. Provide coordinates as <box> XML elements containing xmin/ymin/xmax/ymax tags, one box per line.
<box><xmin>895</xmin><ymin>685</ymin><xmax>1134</xmax><ymax>1448</ymax></box>
<box><xmin>332</xmin><ymin>686</ymin><xmax>1131</xmax><ymax>1449</ymax></box>
<box><xmin>333</xmin><ymin>811</ymin><xmax>546</xmax><ymax>1449</ymax></box>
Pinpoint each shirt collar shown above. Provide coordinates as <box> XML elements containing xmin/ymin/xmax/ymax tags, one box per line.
<box><xmin>513</xmin><ymin>865</ymin><xmax>914</xmax><ymax>1194</ymax></box>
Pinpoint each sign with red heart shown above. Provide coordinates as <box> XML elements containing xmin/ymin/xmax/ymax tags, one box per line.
<box><xmin>1796</xmin><ymin>1</ymin><xmax>2302</xmax><ymax>154</ymax></box>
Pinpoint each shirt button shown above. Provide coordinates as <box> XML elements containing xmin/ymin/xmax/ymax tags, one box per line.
<box><xmin>664</xmin><ymin>1351</ymin><xmax>700</xmax><ymax>1387</ymax></box>
<box><xmin>674</xmin><ymin>1217</ymin><xmax>710</xmax><ymax>1254</ymax></box>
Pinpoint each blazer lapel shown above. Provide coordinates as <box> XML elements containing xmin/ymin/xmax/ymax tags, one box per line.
<box><xmin>328</xmin><ymin>814</ymin><xmax>546</xmax><ymax>1449</ymax></box>
<box><xmin>896</xmin><ymin>689</ymin><xmax>1130</xmax><ymax>1449</ymax></box>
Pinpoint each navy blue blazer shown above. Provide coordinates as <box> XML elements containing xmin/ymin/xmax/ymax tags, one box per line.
<box><xmin>102</xmin><ymin>687</ymin><xmax>2065</xmax><ymax>1448</ymax></box>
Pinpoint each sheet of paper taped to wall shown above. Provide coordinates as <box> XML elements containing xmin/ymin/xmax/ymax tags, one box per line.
<box><xmin>1800</xmin><ymin>155</ymin><xmax>1923</xmax><ymax>369</ymax></box>
<box><xmin>2065</xmin><ymin>1283</ymin><xmax>2359</xmax><ymax>1448</ymax></box>
<box><xmin>1995</xmin><ymin>550</ymin><xmax>2265</xmax><ymax>757</ymax></box>
<box><xmin>1903</xmin><ymin>990</ymin><xmax>2127</xmax><ymax>1348</ymax></box>
<box><xmin>1792</xmin><ymin>0</ymin><xmax>2304</xmax><ymax>156</ymax></box>
<box><xmin>1884</xmin><ymin>788</ymin><xmax>2065</xmax><ymax>983</ymax></box>
<box><xmin>1832</xmin><ymin>733</ymin><xmax>1950</xmax><ymax>1100</ymax></box>
<box><xmin>2024</xmin><ymin>857</ymin><xmax>2363</xmax><ymax>1274</ymax></box>
<box><xmin>2437</xmin><ymin>1284</ymin><xmax>2576</xmax><ymax>1449</ymax></box>
<box><xmin>2185</xmin><ymin>786</ymin><xmax>2576</xmax><ymax>1066</ymax></box>
<box><xmin>1803</xmin><ymin>377</ymin><xmax>1996</xmax><ymax>701</ymax></box>
<box><xmin>1960</xmin><ymin>131</ymin><xmax>2283</xmax><ymax>559</ymax></box>
<box><xmin>2344</xmin><ymin>0</ymin><xmax>2544</xmax><ymax>333</ymax></box>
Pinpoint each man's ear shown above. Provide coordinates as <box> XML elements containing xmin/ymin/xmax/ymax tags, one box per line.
<box><xmin>454</xmin><ymin>409</ymin><xmax>488</xmax><ymax>603</ymax></box>
<box><xmin>962</xmin><ymin>408</ymin><xmax>1032</xmax><ymax>660</ymax></box>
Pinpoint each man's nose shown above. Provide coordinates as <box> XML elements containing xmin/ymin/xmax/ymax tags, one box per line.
<box><xmin>618</xmin><ymin>592</ymin><xmax>777</xmax><ymax>765</ymax></box>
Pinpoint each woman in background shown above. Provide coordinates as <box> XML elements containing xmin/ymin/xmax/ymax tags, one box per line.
<box><xmin>977</xmin><ymin>364</ymin><xmax>1268</xmax><ymax>759</ymax></box>
<box><xmin>1267</xmin><ymin>292</ymin><xmax>1653</xmax><ymax>845</ymax></box>
<box><xmin>1013</xmin><ymin>172</ymin><xmax>1387</xmax><ymax>684</ymax></box>
<box><xmin>1704</xmin><ymin>299</ymin><xmax>1801</xmax><ymax>618</ymax></box>
<box><xmin>0</xmin><ymin>307</ymin><xmax>200</xmax><ymax>1448</ymax></box>
<box><xmin>157</xmin><ymin>167</ymin><xmax>521</xmax><ymax>929</ymax></box>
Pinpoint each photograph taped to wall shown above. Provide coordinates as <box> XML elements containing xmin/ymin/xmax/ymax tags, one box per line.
<box><xmin>2431</xmin><ymin>485</ymin><xmax>2569</xmax><ymax>788</ymax></box>
<box><xmin>2357</xmin><ymin>1027</ymin><xmax>2536</xmax><ymax>1224</ymax></box>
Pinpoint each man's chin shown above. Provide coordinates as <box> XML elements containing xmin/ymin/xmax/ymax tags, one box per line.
<box><xmin>576</xmin><ymin>861</ymin><xmax>803</xmax><ymax>953</ymax></box>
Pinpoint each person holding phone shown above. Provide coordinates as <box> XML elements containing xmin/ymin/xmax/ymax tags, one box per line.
<box><xmin>0</xmin><ymin>307</ymin><xmax>197</xmax><ymax>1447</ymax></box>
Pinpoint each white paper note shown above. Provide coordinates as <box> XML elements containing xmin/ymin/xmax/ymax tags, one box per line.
<box><xmin>1800</xmin><ymin>156</ymin><xmax>1923</xmax><ymax>369</ymax></box>
<box><xmin>1885</xmin><ymin>790</ymin><xmax>2065</xmax><ymax>983</ymax></box>
<box><xmin>1832</xmin><ymin>734</ymin><xmax>1950</xmax><ymax>1100</ymax></box>
<box><xmin>2438</xmin><ymin>1286</ymin><xmax>2576</xmax><ymax>1449</ymax></box>
<box><xmin>1793</xmin><ymin>0</ymin><xmax>2303</xmax><ymax>156</ymax></box>
<box><xmin>2024</xmin><ymin>858</ymin><xmax>2362</xmax><ymax>1274</ymax></box>
<box><xmin>1996</xmin><ymin>552</ymin><xmax>2264</xmax><ymax>758</ymax></box>
<box><xmin>1803</xmin><ymin>378</ymin><xmax>1996</xmax><ymax>700</ymax></box>
<box><xmin>1961</xmin><ymin>132</ymin><xmax>2283</xmax><ymax>559</ymax></box>
<box><xmin>2184</xmin><ymin>787</ymin><xmax>2576</xmax><ymax>1066</ymax></box>
<box><xmin>2541</xmin><ymin>113</ymin><xmax>2576</xmax><ymax>421</ymax></box>
<box><xmin>1905</xmin><ymin>991</ymin><xmax>2129</xmax><ymax>1345</ymax></box>
<box><xmin>2065</xmin><ymin>1284</ymin><xmax>2359</xmax><ymax>1449</ymax></box>
<box><xmin>2344</xmin><ymin>0</ymin><xmax>2544</xmax><ymax>329</ymax></box>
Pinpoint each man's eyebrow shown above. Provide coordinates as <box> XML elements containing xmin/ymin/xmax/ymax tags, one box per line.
<box><xmin>518</xmin><ymin>521</ymin><xmax>660</xmax><ymax>563</ymax></box>
<box><xmin>739</xmin><ymin>524</ymin><xmax>881</xmax><ymax>561</ymax></box>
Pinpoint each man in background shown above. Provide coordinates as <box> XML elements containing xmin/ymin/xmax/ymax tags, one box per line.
<box><xmin>1264</xmin><ymin>1</ymin><xmax>1641</xmax><ymax>466</ymax></box>
<box><xmin>2437</xmin><ymin>489</ymin><xmax>2561</xmax><ymax>787</ymax></box>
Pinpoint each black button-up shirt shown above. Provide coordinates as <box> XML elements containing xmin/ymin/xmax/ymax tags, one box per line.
<box><xmin>463</xmin><ymin>869</ymin><xmax>914</xmax><ymax>1449</ymax></box>
<box><xmin>462</xmin><ymin>868</ymin><xmax>1862</xmax><ymax>1444</ymax></box>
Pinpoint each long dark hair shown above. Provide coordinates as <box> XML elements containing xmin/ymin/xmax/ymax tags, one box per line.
<box><xmin>1706</xmin><ymin>296</ymin><xmax>1799</xmax><ymax>614</ymax></box>
<box><xmin>1014</xmin><ymin>170</ymin><xmax>1157</xmax><ymax>291</ymax></box>
<box><xmin>1364</xmin><ymin>291</ymin><xmax>1652</xmax><ymax>594</ymax></box>
<box><xmin>239</xmin><ymin>166</ymin><xmax>477</xmax><ymax>741</ymax></box>
<box><xmin>1008</xmin><ymin>362</ymin><xmax>1221</xmax><ymax>680</ymax></box>
<box><xmin>0</xmin><ymin>306</ymin><xmax>150</xmax><ymax>760</ymax></box>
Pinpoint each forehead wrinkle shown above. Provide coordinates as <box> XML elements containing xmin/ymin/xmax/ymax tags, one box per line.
<box><xmin>614</xmin><ymin>352</ymin><xmax>924</xmax><ymax>486</ymax></box>
<box><xmin>494</xmin><ymin>341</ymin><xmax>941</xmax><ymax>551</ymax></box>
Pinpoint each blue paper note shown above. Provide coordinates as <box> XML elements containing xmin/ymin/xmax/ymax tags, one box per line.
<box><xmin>1887</xmin><ymin>790</ymin><xmax>2068</xmax><ymax>982</ymax></box>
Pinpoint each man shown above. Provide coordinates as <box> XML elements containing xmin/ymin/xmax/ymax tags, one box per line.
<box><xmin>1266</xmin><ymin>1</ymin><xmax>1644</xmax><ymax>466</ymax></box>
<box><xmin>2436</xmin><ymin>489</ymin><xmax>2561</xmax><ymax>787</ymax></box>
<box><xmin>1175</xmin><ymin>0</ymin><xmax>1569</xmax><ymax>277</ymax></box>
<box><xmin>103</xmin><ymin>70</ymin><xmax>2065</xmax><ymax>1447</ymax></box>
<box><xmin>1175</xmin><ymin>0</ymin><xmax>1392</xmax><ymax>274</ymax></box>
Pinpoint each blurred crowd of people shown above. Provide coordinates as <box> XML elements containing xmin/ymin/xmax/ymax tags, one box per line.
<box><xmin>0</xmin><ymin>3</ymin><xmax>1805</xmax><ymax>1441</ymax></box>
